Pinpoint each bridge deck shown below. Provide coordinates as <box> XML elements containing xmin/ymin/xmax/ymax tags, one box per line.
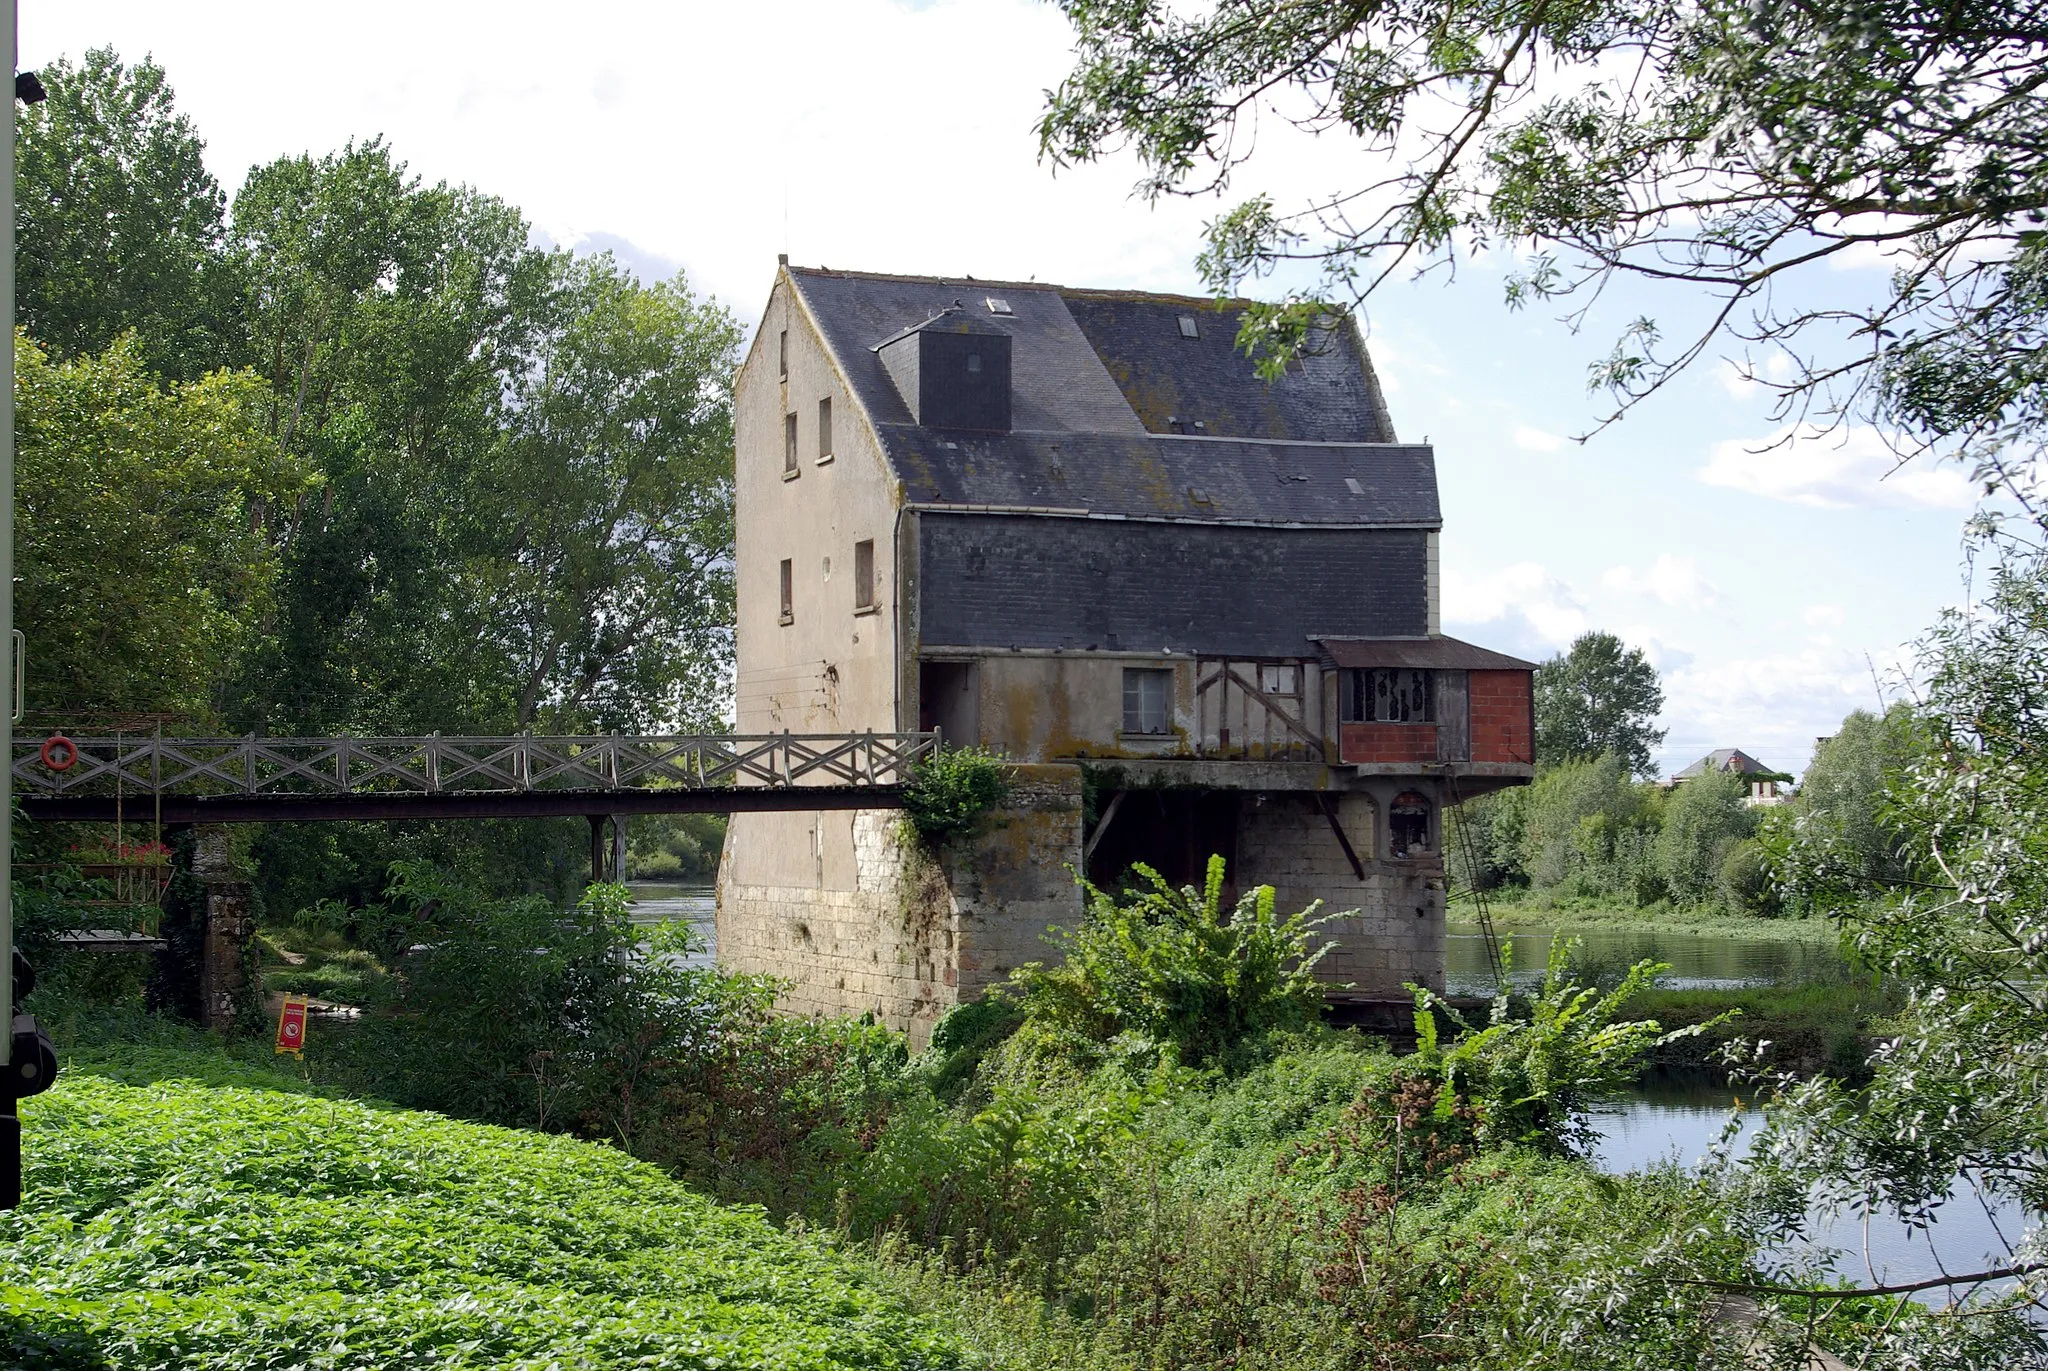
<box><xmin>14</xmin><ymin>732</ymin><xmax>934</xmax><ymax>824</ymax></box>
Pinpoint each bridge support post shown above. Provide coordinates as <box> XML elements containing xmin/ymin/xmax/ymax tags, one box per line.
<box><xmin>191</xmin><ymin>825</ymin><xmax>253</xmax><ymax>1032</ymax></box>
<box><xmin>586</xmin><ymin>814</ymin><xmax>629</xmax><ymax>884</ymax></box>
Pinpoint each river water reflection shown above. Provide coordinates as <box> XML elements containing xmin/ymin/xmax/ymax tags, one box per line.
<box><xmin>1593</xmin><ymin>1078</ymin><xmax>2038</xmax><ymax>1305</ymax></box>
<box><xmin>1448</xmin><ymin>922</ymin><xmax>1847</xmax><ymax>996</ymax></box>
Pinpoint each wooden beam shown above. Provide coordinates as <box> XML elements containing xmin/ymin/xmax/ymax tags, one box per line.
<box><xmin>1083</xmin><ymin>789</ymin><xmax>1126</xmax><ymax>866</ymax></box>
<box><xmin>1224</xmin><ymin>668</ymin><xmax>1324</xmax><ymax>756</ymax></box>
<box><xmin>1318</xmin><ymin>794</ymin><xmax>1368</xmax><ymax>881</ymax></box>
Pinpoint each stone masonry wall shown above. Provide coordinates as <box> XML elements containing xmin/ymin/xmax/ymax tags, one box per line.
<box><xmin>715</xmin><ymin>765</ymin><xmax>1085</xmax><ymax>1048</ymax></box>
<box><xmin>1233</xmin><ymin>792</ymin><xmax>1446</xmax><ymax>998</ymax></box>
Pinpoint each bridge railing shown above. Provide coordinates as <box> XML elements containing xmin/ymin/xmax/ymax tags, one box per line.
<box><xmin>13</xmin><ymin>733</ymin><xmax>940</xmax><ymax>798</ymax></box>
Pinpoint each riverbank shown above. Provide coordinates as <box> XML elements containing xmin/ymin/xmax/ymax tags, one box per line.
<box><xmin>1462</xmin><ymin>890</ymin><xmax>1840</xmax><ymax>941</ymax></box>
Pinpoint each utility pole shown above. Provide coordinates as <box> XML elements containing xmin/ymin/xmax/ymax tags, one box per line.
<box><xmin>2</xmin><ymin>0</ymin><xmax>21</xmax><ymax>1207</ymax></box>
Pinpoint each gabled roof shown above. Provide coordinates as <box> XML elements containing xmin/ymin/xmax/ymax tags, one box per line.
<box><xmin>1673</xmin><ymin>748</ymin><xmax>1776</xmax><ymax>779</ymax></box>
<box><xmin>785</xmin><ymin>266</ymin><xmax>1435</xmax><ymax>527</ymax></box>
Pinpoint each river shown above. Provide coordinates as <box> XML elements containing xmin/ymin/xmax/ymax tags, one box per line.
<box><xmin>1447</xmin><ymin>920</ymin><xmax>1848</xmax><ymax>995</ymax></box>
<box><xmin>625</xmin><ymin>882</ymin><xmax>717</xmax><ymax>968</ymax></box>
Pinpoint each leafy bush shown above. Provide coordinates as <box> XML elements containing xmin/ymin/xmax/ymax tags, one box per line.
<box><xmin>1412</xmin><ymin>938</ymin><xmax>1720</xmax><ymax>1154</ymax></box>
<box><xmin>1657</xmin><ymin>766</ymin><xmax>1756</xmax><ymax>906</ymax></box>
<box><xmin>901</xmin><ymin>745</ymin><xmax>1010</xmax><ymax>845</ymax></box>
<box><xmin>330</xmin><ymin>862</ymin><xmax>911</xmax><ymax>1215</ymax></box>
<box><xmin>0</xmin><ymin>1071</ymin><xmax>969</xmax><ymax>1370</ymax></box>
<box><xmin>1010</xmin><ymin>856</ymin><xmax>1334</xmax><ymax>1071</ymax></box>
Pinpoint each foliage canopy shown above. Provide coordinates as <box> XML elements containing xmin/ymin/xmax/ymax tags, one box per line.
<box><xmin>1534</xmin><ymin>631</ymin><xmax>1667</xmax><ymax>776</ymax></box>
<box><xmin>1042</xmin><ymin>0</ymin><xmax>2048</xmax><ymax>496</ymax></box>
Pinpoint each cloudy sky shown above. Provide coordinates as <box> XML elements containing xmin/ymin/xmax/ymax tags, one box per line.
<box><xmin>27</xmin><ymin>1</ymin><xmax>1987</xmax><ymax>776</ymax></box>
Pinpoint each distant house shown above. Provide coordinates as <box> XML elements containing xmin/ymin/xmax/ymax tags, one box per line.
<box><xmin>1668</xmin><ymin>748</ymin><xmax>1793</xmax><ymax>805</ymax></box>
<box><xmin>716</xmin><ymin>259</ymin><xmax>1536</xmax><ymax>1042</ymax></box>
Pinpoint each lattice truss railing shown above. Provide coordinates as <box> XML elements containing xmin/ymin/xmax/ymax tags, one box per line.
<box><xmin>13</xmin><ymin>733</ymin><xmax>939</xmax><ymax>798</ymax></box>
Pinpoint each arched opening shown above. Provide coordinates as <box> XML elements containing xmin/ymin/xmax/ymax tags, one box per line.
<box><xmin>1389</xmin><ymin>790</ymin><xmax>1433</xmax><ymax>859</ymax></box>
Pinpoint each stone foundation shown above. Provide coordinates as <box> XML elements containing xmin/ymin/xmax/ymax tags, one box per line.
<box><xmin>716</xmin><ymin>771</ymin><xmax>1444</xmax><ymax>1044</ymax></box>
<box><xmin>1234</xmin><ymin>792</ymin><xmax>1446</xmax><ymax>998</ymax></box>
<box><xmin>716</xmin><ymin>765</ymin><xmax>1085</xmax><ymax>1048</ymax></box>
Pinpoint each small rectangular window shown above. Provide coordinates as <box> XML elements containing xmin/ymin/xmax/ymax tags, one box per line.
<box><xmin>1177</xmin><ymin>314</ymin><xmax>1200</xmax><ymax>339</ymax></box>
<box><xmin>1122</xmin><ymin>668</ymin><xmax>1173</xmax><ymax>735</ymax></box>
<box><xmin>818</xmin><ymin>396</ymin><xmax>834</xmax><ymax>462</ymax></box>
<box><xmin>778</xmin><ymin>329</ymin><xmax>788</xmax><ymax>379</ymax></box>
<box><xmin>853</xmin><ymin>538</ymin><xmax>876</xmax><ymax>611</ymax></box>
<box><xmin>1343</xmin><ymin>668</ymin><xmax>1435</xmax><ymax>723</ymax></box>
<box><xmin>784</xmin><ymin>413</ymin><xmax>799</xmax><ymax>477</ymax></box>
<box><xmin>778</xmin><ymin>559</ymin><xmax>794</xmax><ymax>624</ymax></box>
<box><xmin>1258</xmin><ymin>664</ymin><xmax>1299</xmax><ymax>696</ymax></box>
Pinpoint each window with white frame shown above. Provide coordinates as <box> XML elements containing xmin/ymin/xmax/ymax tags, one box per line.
<box><xmin>1122</xmin><ymin>668</ymin><xmax>1173</xmax><ymax>735</ymax></box>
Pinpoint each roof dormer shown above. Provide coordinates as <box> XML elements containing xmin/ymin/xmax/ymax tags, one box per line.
<box><xmin>874</xmin><ymin>308</ymin><xmax>1012</xmax><ymax>433</ymax></box>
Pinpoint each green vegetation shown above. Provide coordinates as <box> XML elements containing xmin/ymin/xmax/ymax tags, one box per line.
<box><xmin>627</xmin><ymin>812</ymin><xmax>727</xmax><ymax>881</ymax></box>
<box><xmin>16</xmin><ymin>45</ymin><xmax>741</xmax><ymax>920</ymax></box>
<box><xmin>900</xmin><ymin>745</ymin><xmax>1011</xmax><ymax>846</ymax></box>
<box><xmin>1</xmin><ymin>1066</ymin><xmax>969</xmax><ymax>1370</ymax></box>
<box><xmin>1041</xmin><ymin>0</ymin><xmax>2048</xmax><ymax>511</ymax></box>
<box><xmin>1533</xmin><ymin>631</ymin><xmax>1667</xmax><ymax>777</ymax></box>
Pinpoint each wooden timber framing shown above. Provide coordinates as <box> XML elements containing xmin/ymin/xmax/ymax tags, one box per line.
<box><xmin>14</xmin><ymin>732</ymin><xmax>937</xmax><ymax>825</ymax></box>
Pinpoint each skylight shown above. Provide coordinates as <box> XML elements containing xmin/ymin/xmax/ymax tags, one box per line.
<box><xmin>985</xmin><ymin>297</ymin><xmax>1013</xmax><ymax>315</ymax></box>
<box><xmin>1177</xmin><ymin>314</ymin><xmax>1199</xmax><ymax>338</ymax></box>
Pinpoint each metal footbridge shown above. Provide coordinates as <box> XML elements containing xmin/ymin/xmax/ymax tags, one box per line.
<box><xmin>12</xmin><ymin>732</ymin><xmax>939</xmax><ymax>825</ymax></box>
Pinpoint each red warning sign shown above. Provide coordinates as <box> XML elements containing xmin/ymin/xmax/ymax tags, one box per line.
<box><xmin>275</xmin><ymin>994</ymin><xmax>309</xmax><ymax>1057</ymax></box>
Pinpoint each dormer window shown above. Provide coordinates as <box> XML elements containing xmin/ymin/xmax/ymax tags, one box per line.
<box><xmin>1177</xmin><ymin>314</ymin><xmax>1200</xmax><ymax>339</ymax></box>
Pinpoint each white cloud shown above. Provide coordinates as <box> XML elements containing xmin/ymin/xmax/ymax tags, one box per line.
<box><xmin>1443</xmin><ymin>561</ymin><xmax>1587</xmax><ymax>656</ymax></box>
<box><xmin>1656</xmin><ymin>644</ymin><xmax>1906</xmax><ymax>779</ymax></box>
<box><xmin>1600</xmin><ymin>555</ymin><xmax>1718</xmax><ymax>608</ymax></box>
<box><xmin>1512</xmin><ymin>424</ymin><xmax>1564</xmax><ymax>452</ymax></box>
<box><xmin>1804</xmin><ymin>603</ymin><xmax>1846</xmax><ymax>628</ymax></box>
<box><xmin>1698</xmin><ymin>425</ymin><xmax>1976</xmax><ymax>510</ymax></box>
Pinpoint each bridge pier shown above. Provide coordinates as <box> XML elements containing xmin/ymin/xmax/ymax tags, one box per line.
<box><xmin>586</xmin><ymin>815</ymin><xmax>627</xmax><ymax>884</ymax></box>
<box><xmin>192</xmin><ymin>826</ymin><xmax>254</xmax><ymax>1031</ymax></box>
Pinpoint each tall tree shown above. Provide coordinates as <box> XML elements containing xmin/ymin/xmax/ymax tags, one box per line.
<box><xmin>487</xmin><ymin>254</ymin><xmax>740</xmax><ymax>732</ymax></box>
<box><xmin>225</xmin><ymin>140</ymin><xmax>549</xmax><ymax>735</ymax></box>
<box><xmin>1533</xmin><ymin>631</ymin><xmax>1666</xmax><ymax>776</ymax></box>
<box><xmin>16</xmin><ymin>48</ymin><xmax>242</xmax><ymax>380</ymax></box>
<box><xmin>14</xmin><ymin>332</ymin><xmax>313</xmax><ymax>724</ymax></box>
<box><xmin>1041</xmin><ymin>1</ymin><xmax>2048</xmax><ymax>500</ymax></box>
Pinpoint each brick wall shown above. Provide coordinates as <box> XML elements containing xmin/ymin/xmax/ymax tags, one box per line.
<box><xmin>1339</xmin><ymin>722</ymin><xmax>1440</xmax><ymax>764</ymax></box>
<box><xmin>1468</xmin><ymin>670</ymin><xmax>1533</xmax><ymax>764</ymax></box>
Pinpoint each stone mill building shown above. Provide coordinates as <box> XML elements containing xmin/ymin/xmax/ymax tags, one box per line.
<box><xmin>715</xmin><ymin>260</ymin><xmax>1535</xmax><ymax>1045</ymax></box>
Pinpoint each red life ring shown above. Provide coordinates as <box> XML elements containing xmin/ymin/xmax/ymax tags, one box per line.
<box><xmin>39</xmin><ymin>735</ymin><xmax>78</xmax><ymax>771</ymax></box>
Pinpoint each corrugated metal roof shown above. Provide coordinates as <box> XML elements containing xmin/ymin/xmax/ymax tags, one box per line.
<box><xmin>788</xmin><ymin>266</ymin><xmax>1435</xmax><ymax>527</ymax></box>
<box><xmin>1315</xmin><ymin>637</ymin><xmax>1538</xmax><ymax>670</ymax></box>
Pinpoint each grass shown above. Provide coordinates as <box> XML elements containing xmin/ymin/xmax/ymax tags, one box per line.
<box><xmin>1626</xmin><ymin>978</ymin><xmax>1900</xmax><ymax>1078</ymax></box>
<box><xmin>1</xmin><ymin>1019</ymin><xmax>973</xmax><ymax>1371</ymax></box>
<box><xmin>1458</xmin><ymin>887</ymin><xmax>1842</xmax><ymax>942</ymax></box>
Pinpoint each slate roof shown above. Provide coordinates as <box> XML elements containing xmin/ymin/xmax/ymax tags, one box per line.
<box><xmin>1673</xmin><ymin>748</ymin><xmax>1775</xmax><ymax>779</ymax></box>
<box><xmin>786</xmin><ymin>266</ymin><xmax>1432</xmax><ymax>527</ymax></box>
